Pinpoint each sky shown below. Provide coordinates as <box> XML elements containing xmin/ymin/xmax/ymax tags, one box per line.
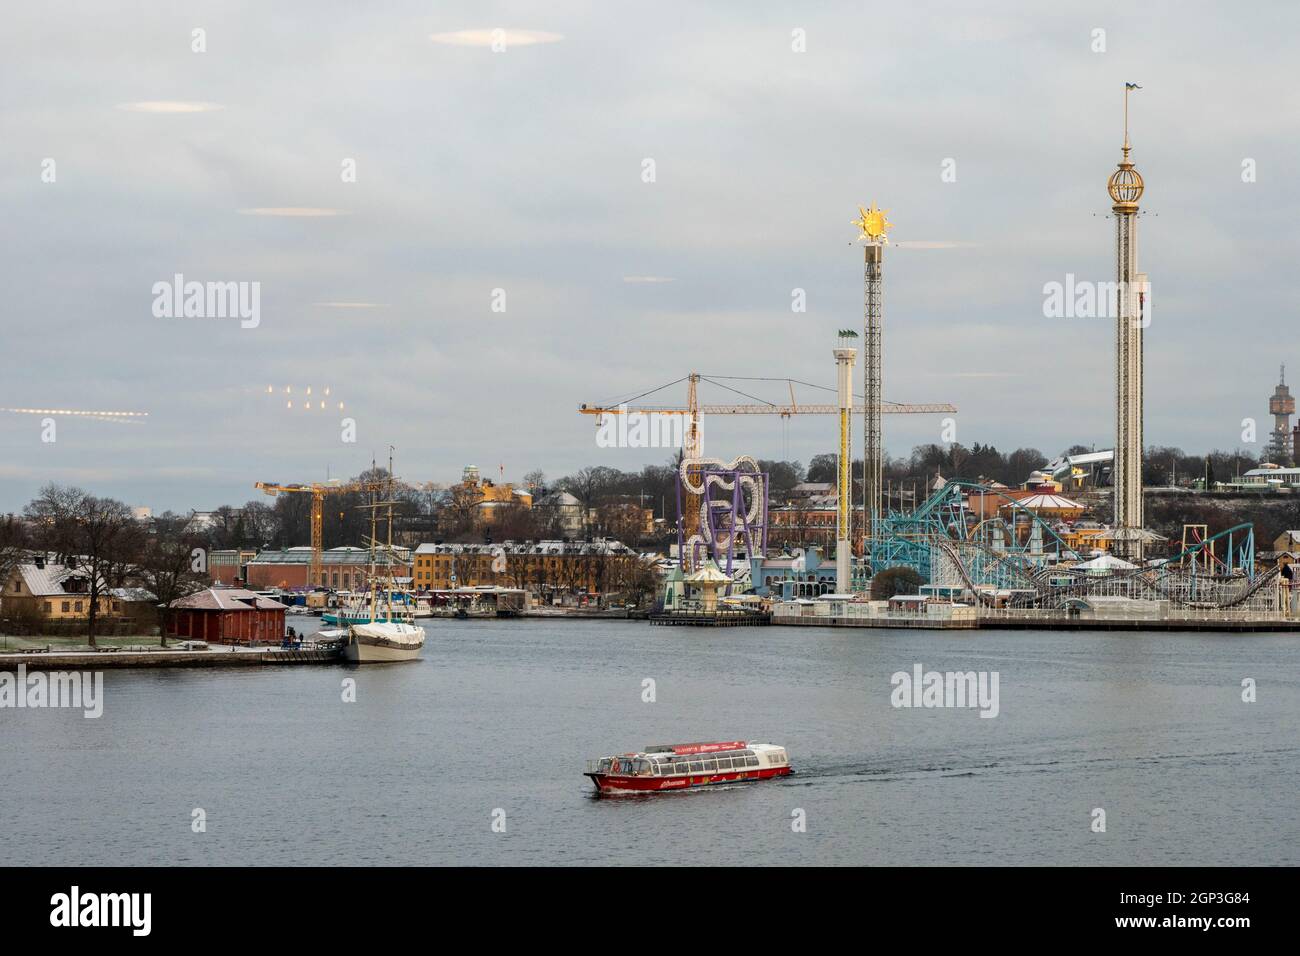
<box><xmin>2</xmin><ymin>1</ymin><xmax>1298</xmax><ymax>513</ymax></box>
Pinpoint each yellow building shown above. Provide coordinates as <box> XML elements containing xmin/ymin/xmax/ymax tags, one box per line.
<box><xmin>454</xmin><ymin>465</ymin><xmax>533</xmax><ymax>526</ymax></box>
<box><xmin>1061</xmin><ymin>526</ymin><xmax>1111</xmax><ymax>555</ymax></box>
<box><xmin>3</xmin><ymin>561</ymin><xmax>118</xmax><ymax>621</ymax></box>
<box><xmin>412</xmin><ymin>540</ymin><xmax>647</xmax><ymax>597</ymax></box>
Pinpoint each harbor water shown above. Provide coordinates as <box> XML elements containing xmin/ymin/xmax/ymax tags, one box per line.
<box><xmin>2</xmin><ymin>620</ymin><xmax>1297</xmax><ymax>866</ymax></box>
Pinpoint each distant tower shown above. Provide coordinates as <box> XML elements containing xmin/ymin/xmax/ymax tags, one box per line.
<box><xmin>1268</xmin><ymin>364</ymin><xmax>1294</xmax><ymax>465</ymax></box>
<box><xmin>833</xmin><ymin>330</ymin><xmax>858</xmax><ymax>593</ymax></box>
<box><xmin>1107</xmin><ymin>85</ymin><xmax>1148</xmax><ymax>560</ymax></box>
<box><xmin>852</xmin><ymin>202</ymin><xmax>892</xmax><ymax>551</ymax></box>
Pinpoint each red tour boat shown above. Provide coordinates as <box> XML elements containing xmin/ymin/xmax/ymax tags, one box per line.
<box><xmin>584</xmin><ymin>740</ymin><xmax>793</xmax><ymax>794</ymax></box>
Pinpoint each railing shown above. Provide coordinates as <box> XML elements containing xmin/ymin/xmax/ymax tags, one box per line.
<box><xmin>977</xmin><ymin>605</ymin><xmax>1289</xmax><ymax>623</ymax></box>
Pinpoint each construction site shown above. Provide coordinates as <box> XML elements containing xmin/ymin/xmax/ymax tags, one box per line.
<box><xmin>581</xmin><ymin>91</ymin><xmax>1298</xmax><ymax>631</ymax></box>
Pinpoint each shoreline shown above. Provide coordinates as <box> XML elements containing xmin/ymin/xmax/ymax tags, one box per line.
<box><xmin>0</xmin><ymin>645</ymin><xmax>342</xmax><ymax>670</ymax></box>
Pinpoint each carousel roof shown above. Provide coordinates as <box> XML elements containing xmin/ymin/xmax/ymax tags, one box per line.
<box><xmin>686</xmin><ymin>560</ymin><xmax>731</xmax><ymax>584</ymax></box>
<box><xmin>1006</xmin><ymin>492</ymin><xmax>1084</xmax><ymax>512</ymax></box>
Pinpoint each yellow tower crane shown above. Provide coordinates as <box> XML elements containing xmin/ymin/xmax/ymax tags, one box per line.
<box><xmin>579</xmin><ymin>372</ymin><xmax>956</xmax><ymax>548</ymax></box>
<box><xmin>254</xmin><ymin>479</ymin><xmax>390</xmax><ymax>587</ymax></box>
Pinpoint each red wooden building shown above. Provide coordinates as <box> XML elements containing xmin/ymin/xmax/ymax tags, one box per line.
<box><xmin>167</xmin><ymin>587</ymin><xmax>287</xmax><ymax>645</ymax></box>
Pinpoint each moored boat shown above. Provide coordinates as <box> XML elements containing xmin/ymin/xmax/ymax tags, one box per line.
<box><xmin>584</xmin><ymin>740</ymin><xmax>792</xmax><ymax>794</ymax></box>
<box><xmin>343</xmin><ymin>620</ymin><xmax>425</xmax><ymax>662</ymax></box>
<box><xmin>341</xmin><ymin>450</ymin><xmax>425</xmax><ymax>664</ymax></box>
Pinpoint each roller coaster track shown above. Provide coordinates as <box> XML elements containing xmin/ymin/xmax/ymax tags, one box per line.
<box><xmin>932</xmin><ymin>536</ymin><xmax>1279</xmax><ymax>611</ymax></box>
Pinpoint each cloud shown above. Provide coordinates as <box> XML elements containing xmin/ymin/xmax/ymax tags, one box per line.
<box><xmin>893</xmin><ymin>241</ymin><xmax>981</xmax><ymax>250</ymax></box>
<box><xmin>621</xmin><ymin>276</ymin><xmax>675</xmax><ymax>284</ymax></box>
<box><xmin>115</xmin><ymin>101</ymin><xmax>225</xmax><ymax>113</ymax></box>
<box><xmin>238</xmin><ymin>208</ymin><xmax>346</xmax><ymax>217</ymax></box>
<box><xmin>429</xmin><ymin>29</ymin><xmax>563</xmax><ymax>47</ymax></box>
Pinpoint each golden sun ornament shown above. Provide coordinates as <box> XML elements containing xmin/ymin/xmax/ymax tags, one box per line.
<box><xmin>852</xmin><ymin>202</ymin><xmax>893</xmax><ymax>243</ymax></box>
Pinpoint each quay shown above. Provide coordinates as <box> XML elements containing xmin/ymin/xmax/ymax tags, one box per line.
<box><xmin>522</xmin><ymin>608</ymin><xmax>648</xmax><ymax>621</ymax></box>
<box><xmin>648</xmin><ymin>609</ymin><xmax>770</xmax><ymax>626</ymax></box>
<box><xmin>770</xmin><ymin>600</ymin><xmax>1300</xmax><ymax>632</ymax></box>
<box><xmin>976</xmin><ymin>609</ymin><xmax>1300</xmax><ymax>632</ymax></box>
<box><xmin>776</xmin><ymin>613</ymin><xmax>977</xmax><ymax>630</ymax></box>
<box><xmin>0</xmin><ymin>644</ymin><xmax>343</xmax><ymax>671</ymax></box>
<box><xmin>773</xmin><ymin>598</ymin><xmax>978</xmax><ymax>630</ymax></box>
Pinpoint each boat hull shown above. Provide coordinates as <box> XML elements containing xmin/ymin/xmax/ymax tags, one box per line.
<box><xmin>585</xmin><ymin>766</ymin><xmax>791</xmax><ymax>795</ymax></box>
<box><xmin>343</xmin><ymin>640</ymin><xmax>423</xmax><ymax>663</ymax></box>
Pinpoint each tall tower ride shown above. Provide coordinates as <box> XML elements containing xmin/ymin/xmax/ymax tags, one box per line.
<box><xmin>1268</xmin><ymin>365</ymin><xmax>1294</xmax><ymax>465</ymax></box>
<box><xmin>1107</xmin><ymin>85</ymin><xmax>1148</xmax><ymax>560</ymax></box>
<box><xmin>833</xmin><ymin>330</ymin><xmax>858</xmax><ymax>593</ymax></box>
<box><xmin>852</xmin><ymin>202</ymin><xmax>892</xmax><ymax>550</ymax></box>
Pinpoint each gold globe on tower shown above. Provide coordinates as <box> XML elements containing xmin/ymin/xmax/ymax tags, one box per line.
<box><xmin>1108</xmin><ymin>155</ymin><xmax>1144</xmax><ymax>208</ymax></box>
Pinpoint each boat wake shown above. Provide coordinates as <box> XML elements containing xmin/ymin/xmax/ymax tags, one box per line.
<box><xmin>786</xmin><ymin>745</ymin><xmax>1300</xmax><ymax>786</ymax></box>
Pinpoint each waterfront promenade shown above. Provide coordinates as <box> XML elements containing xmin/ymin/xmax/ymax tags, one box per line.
<box><xmin>0</xmin><ymin>644</ymin><xmax>341</xmax><ymax>670</ymax></box>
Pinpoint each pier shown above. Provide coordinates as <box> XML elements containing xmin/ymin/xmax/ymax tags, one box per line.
<box><xmin>0</xmin><ymin>644</ymin><xmax>343</xmax><ymax>671</ymax></box>
<box><xmin>770</xmin><ymin>600</ymin><xmax>1300</xmax><ymax>632</ymax></box>
<box><xmin>648</xmin><ymin>609</ymin><xmax>770</xmax><ymax>627</ymax></box>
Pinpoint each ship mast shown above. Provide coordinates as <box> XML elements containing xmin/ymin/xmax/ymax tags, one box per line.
<box><xmin>367</xmin><ymin>470</ymin><xmax>379</xmax><ymax>624</ymax></box>
<box><xmin>386</xmin><ymin>446</ymin><xmax>395</xmax><ymax>620</ymax></box>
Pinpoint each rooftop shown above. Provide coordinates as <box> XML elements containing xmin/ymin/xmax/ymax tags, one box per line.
<box><xmin>170</xmin><ymin>587</ymin><xmax>287</xmax><ymax>611</ymax></box>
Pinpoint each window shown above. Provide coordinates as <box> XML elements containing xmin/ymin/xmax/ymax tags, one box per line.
<box><xmin>74</xmin><ymin>601</ymin><xmax>83</xmax><ymax>613</ymax></box>
<box><xmin>690</xmin><ymin>762</ymin><xmax>703</xmax><ymax>773</ymax></box>
<box><xmin>717</xmin><ymin>759</ymin><xmax>732</xmax><ymax>770</ymax></box>
<box><xmin>62</xmin><ymin>601</ymin><xmax>70</xmax><ymax>613</ymax></box>
<box><xmin>704</xmin><ymin>760</ymin><xmax>718</xmax><ymax>772</ymax></box>
<box><xmin>43</xmin><ymin>602</ymin><xmax>51</xmax><ymax>613</ymax></box>
<box><xmin>673</xmin><ymin>763</ymin><xmax>687</xmax><ymax>774</ymax></box>
<box><xmin>746</xmin><ymin>756</ymin><xmax>759</xmax><ymax>768</ymax></box>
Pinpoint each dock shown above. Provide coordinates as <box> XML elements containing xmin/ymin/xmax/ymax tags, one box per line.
<box><xmin>976</xmin><ymin>610</ymin><xmax>1300</xmax><ymax>632</ymax></box>
<box><xmin>0</xmin><ymin>645</ymin><xmax>343</xmax><ymax>671</ymax></box>
<box><xmin>648</xmin><ymin>610</ymin><xmax>770</xmax><ymax>627</ymax></box>
<box><xmin>773</xmin><ymin>600</ymin><xmax>978</xmax><ymax>630</ymax></box>
<box><xmin>776</xmin><ymin>613</ymin><xmax>977</xmax><ymax>629</ymax></box>
<box><xmin>770</xmin><ymin>601</ymin><xmax>1300</xmax><ymax>632</ymax></box>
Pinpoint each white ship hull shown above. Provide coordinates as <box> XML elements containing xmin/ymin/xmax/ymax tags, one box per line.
<box><xmin>344</xmin><ymin>622</ymin><xmax>426</xmax><ymax>663</ymax></box>
<box><xmin>343</xmin><ymin>640</ymin><xmax>424</xmax><ymax>662</ymax></box>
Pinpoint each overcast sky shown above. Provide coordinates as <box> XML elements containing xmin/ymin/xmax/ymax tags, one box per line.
<box><xmin>2</xmin><ymin>1</ymin><xmax>1297</xmax><ymax>513</ymax></box>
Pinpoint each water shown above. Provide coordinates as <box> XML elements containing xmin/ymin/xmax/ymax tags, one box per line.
<box><xmin>3</xmin><ymin>621</ymin><xmax>1297</xmax><ymax>866</ymax></box>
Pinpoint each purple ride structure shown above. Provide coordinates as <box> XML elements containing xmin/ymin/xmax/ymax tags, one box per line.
<box><xmin>676</xmin><ymin>454</ymin><xmax>770</xmax><ymax>579</ymax></box>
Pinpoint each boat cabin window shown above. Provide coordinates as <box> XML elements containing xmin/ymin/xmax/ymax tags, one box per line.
<box><xmin>673</xmin><ymin>763</ymin><xmax>688</xmax><ymax>774</ymax></box>
<box><xmin>746</xmin><ymin>756</ymin><xmax>759</xmax><ymax>767</ymax></box>
<box><xmin>689</xmin><ymin>761</ymin><xmax>703</xmax><ymax>772</ymax></box>
<box><xmin>598</xmin><ymin>758</ymin><xmax>612</xmax><ymax>772</ymax></box>
<box><xmin>717</xmin><ymin>758</ymin><xmax>732</xmax><ymax>770</ymax></box>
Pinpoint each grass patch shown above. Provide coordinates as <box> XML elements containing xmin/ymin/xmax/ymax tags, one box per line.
<box><xmin>0</xmin><ymin>634</ymin><xmax>165</xmax><ymax>652</ymax></box>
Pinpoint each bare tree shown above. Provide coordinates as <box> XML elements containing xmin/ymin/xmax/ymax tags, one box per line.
<box><xmin>24</xmin><ymin>485</ymin><xmax>141</xmax><ymax>647</ymax></box>
<box><xmin>134</xmin><ymin>513</ymin><xmax>207</xmax><ymax>646</ymax></box>
<box><xmin>0</xmin><ymin>514</ymin><xmax>30</xmax><ymax>600</ymax></box>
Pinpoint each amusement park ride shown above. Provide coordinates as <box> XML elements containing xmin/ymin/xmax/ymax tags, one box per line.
<box><xmin>578</xmin><ymin>89</ymin><xmax>1280</xmax><ymax>617</ymax></box>
<box><xmin>875</xmin><ymin>479</ymin><xmax>1272</xmax><ymax>612</ymax></box>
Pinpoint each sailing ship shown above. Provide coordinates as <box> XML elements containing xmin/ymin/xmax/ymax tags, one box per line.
<box><xmin>343</xmin><ymin>456</ymin><xmax>426</xmax><ymax>663</ymax></box>
<box><xmin>323</xmin><ymin>590</ymin><xmax>430</xmax><ymax>625</ymax></box>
